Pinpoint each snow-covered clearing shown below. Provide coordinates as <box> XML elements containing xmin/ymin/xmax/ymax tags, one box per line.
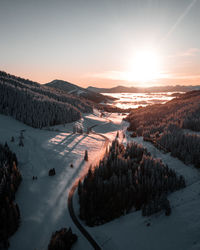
<box><xmin>82</xmin><ymin>135</ymin><xmax>200</xmax><ymax>250</ymax></box>
<box><xmin>0</xmin><ymin>112</ymin><xmax>123</xmax><ymax>250</ymax></box>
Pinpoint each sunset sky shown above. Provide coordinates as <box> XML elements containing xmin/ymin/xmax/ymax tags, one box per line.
<box><xmin>1</xmin><ymin>0</ymin><xmax>200</xmax><ymax>87</ymax></box>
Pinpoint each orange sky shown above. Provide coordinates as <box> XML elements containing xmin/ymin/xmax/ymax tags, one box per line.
<box><xmin>1</xmin><ymin>0</ymin><xmax>200</xmax><ymax>88</ymax></box>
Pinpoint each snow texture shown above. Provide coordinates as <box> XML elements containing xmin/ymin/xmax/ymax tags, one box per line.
<box><xmin>1</xmin><ymin>111</ymin><xmax>199</xmax><ymax>250</ymax></box>
<box><xmin>0</xmin><ymin>111</ymin><xmax>123</xmax><ymax>250</ymax></box>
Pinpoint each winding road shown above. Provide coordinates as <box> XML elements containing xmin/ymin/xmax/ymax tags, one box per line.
<box><xmin>68</xmin><ymin>130</ymin><xmax>110</xmax><ymax>250</ymax></box>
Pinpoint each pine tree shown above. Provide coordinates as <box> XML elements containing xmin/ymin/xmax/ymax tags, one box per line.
<box><xmin>84</xmin><ymin>150</ymin><xmax>88</xmax><ymax>161</ymax></box>
<box><xmin>19</xmin><ymin>137</ymin><xmax>24</xmax><ymax>147</ymax></box>
<box><xmin>78</xmin><ymin>180</ymin><xmax>82</xmax><ymax>196</ymax></box>
<box><xmin>116</xmin><ymin>131</ymin><xmax>119</xmax><ymax>138</ymax></box>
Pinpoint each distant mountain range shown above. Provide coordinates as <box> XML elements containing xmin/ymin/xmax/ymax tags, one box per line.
<box><xmin>46</xmin><ymin>80</ymin><xmax>115</xmax><ymax>103</ymax></box>
<box><xmin>87</xmin><ymin>85</ymin><xmax>200</xmax><ymax>93</ymax></box>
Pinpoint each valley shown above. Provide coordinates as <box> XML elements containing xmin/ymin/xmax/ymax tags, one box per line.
<box><xmin>1</xmin><ymin>102</ymin><xmax>199</xmax><ymax>249</ymax></box>
<box><xmin>0</xmin><ymin>72</ymin><xmax>200</xmax><ymax>250</ymax></box>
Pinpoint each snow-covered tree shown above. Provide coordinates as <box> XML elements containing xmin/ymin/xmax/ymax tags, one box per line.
<box><xmin>84</xmin><ymin>150</ymin><xmax>88</xmax><ymax>161</ymax></box>
<box><xmin>0</xmin><ymin>143</ymin><xmax>22</xmax><ymax>246</ymax></box>
<box><xmin>0</xmin><ymin>71</ymin><xmax>93</xmax><ymax>128</ymax></box>
<box><xmin>78</xmin><ymin>140</ymin><xmax>185</xmax><ymax>226</ymax></box>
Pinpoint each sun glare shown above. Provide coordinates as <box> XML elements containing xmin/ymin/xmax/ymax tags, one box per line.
<box><xmin>127</xmin><ymin>50</ymin><xmax>162</xmax><ymax>83</ymax></box>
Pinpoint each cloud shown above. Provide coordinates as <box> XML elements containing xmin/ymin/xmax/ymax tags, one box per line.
<box><xmin>180</xmin><ymin>48</ymin><xmax>200</xmax><ymax>57</ymax></box>
<box><xmin>171</xmin><ymin>74</ymin><xmax>200</xmax><ymax>80</ymax></box>
<box><xmin>87</xmin><ymin>70</ymin><xmax>170</xmax><ymax>82</ymax></box>
<box><xmin>89</xmin><ymin>71</ymin><xmax>129</xmax><ymax>81</ymax></box>
<box><xmin>168</xmin><ymin>48</ymin><xmax>200</xmax><ymax>58</ymax></box>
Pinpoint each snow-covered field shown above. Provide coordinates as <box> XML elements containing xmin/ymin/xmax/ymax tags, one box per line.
<box><xmin>0</xmin><ymin>111</ymin><xmax>123</xmax><ymax>250</ymax></box>
<box><xmin>1</xmin><ymin>111</ymin><xmax>200</xmax><ymax>250</ymax></box>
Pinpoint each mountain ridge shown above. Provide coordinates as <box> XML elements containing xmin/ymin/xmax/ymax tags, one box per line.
<box><xmin>0</xmin><ymin>70</ymin><xmax>93</xmax><ymax>128</ymax></box>
<box><xmin>87</xmin><ymin>84</ymin><xmax>200</xmax><ymax>93</ymax></box>
<box><xmin>46</xmin><ymin>79</ymin><xmax>115</xmax><ymax>103</ymax></box>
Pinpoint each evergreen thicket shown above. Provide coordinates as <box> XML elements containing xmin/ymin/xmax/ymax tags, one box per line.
<box><xmin>126</xmin><ymin>91</ymin><xmax>200</xmax><ymax>168</ymax></box>
<box><xmin>48</xmin><ymin>227</ymin><xmax>77</xmax><ymax>250</ymax></box>
<box><xmin>157</xmin><ymin>126</ymin><xmax>200</xmax><ymax>168</ymax></box>
<box><xmin>0</xmin><ymin>71</ymin><xmax>93</xmax><ymax>128</ymax></box>
<box><xmin>0</xmin><ymin>143</ymin><xmax>22</xmax><ymax>248</ymax></box>
<box><xmin>126</xmin><ymin>91</ymin><xmax>200</xmax><ymax>134</ymax></box>
<box><xmin>78</xmin><ymin>140</ymin><xmax>185</xmax><ymax>226</ymax></box>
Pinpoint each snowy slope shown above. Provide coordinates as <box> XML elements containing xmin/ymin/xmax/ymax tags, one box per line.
<box><xmin>2</xmin><ymin>111</ymin><xmax>199</xmax><ymax>250</ymax></box>
<box><xmin>0</xmin><ymin>115</ymin><xmax>100</xmax><ymax>249</ymax></box>
<box><xmin>0</xmin><ymin>111</ymin><xmax>124</xmax><ymax>250</ymax></box>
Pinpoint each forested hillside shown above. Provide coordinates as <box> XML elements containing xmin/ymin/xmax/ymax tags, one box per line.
<box><xmin>126</xmin><ymin>90</ymin><xmax>200</xmax><ymax>167</ymax></box>
<box><xmin>46</xmin><ymin>79</ymin><xmax>115</xmax><ymax>104</ymax></box>
<box><xmin>0</xmin><ymin>143</ymin><xmax>21</xmax><ymax>248</ymax></box>
<box><xmin>0</xmin><ymin>71</ymin><xmax>93</xmax><ymax>128</ymax></box>
<box><xmin>78</xmin><ymin>139</ymin><xmax>185</xmax><ymax>226</ymax></box>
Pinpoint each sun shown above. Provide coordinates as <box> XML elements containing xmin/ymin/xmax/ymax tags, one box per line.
<box><xmin>127</xmin><ymin>50</ymin><xmax>162</xmax><ymax>83</ymax></box>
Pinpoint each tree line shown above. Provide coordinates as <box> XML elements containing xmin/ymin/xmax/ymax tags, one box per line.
<box><xmin>126</xmin><ymin>91</ymin><xmax>200</xmax><ymax>168</ymax></box>
<box><xmin>0</xmin><ymin>143</ymin><xmax>22</xmax><ymax>248</ymax></box>
<box><xmin>0</xmin><ymin>71</ymin><xmax>93</xmax><ymax>128</ymax></box>
<box><xmin>78</xmin><ymin>140</ymin><xmax>185</xmax><ymax>226</ymax></box>
<box><xmin>157</xmin><ymin>125</ymin><xmax>200</xmax><ymax>168</ymax></box>
<box><xmin>126</xmin><ymin>90</ymin><xmax>200</xmax><ymax>135</ymax></box>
